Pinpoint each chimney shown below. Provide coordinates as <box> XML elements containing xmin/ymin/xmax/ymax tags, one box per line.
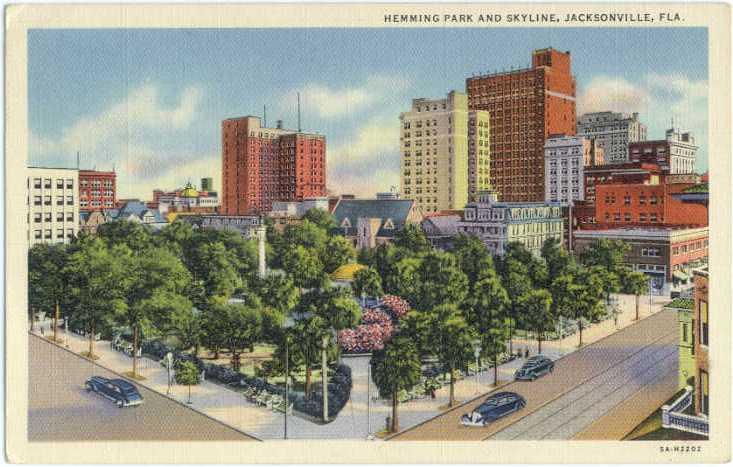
<box><xmin>276</xmin><ymin>120</ymin><xmax>283</xmax><ymax>129</ymax></box>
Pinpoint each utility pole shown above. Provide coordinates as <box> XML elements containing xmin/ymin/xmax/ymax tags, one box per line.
<box><xmin>321</xmin><ymin>334</ymin><xmax>329</xmax><ymax>423</ymax></box>
<box><xmin>297</xmin><ymin>92</ymin><xmax>301</xmax><ymax>132</ymax></box>
<box><xmin>284</xmin><ymin>337</ymin><xmax>289</xmax><ymax>439</ymax></box>
<box><xmin>367</xmin><ymin>362</ymin><xmax>371</xmax><ymax>438</ymax></box>
<box><xmin>53</xmin><ymin>301</ymin><xmax>59</xmax><ymax>342</ymax></box>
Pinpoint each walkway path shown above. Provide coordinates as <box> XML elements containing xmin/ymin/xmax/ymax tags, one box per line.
<box><xmin>30</xmin><ymin>293</ymin><xmax>669</xmax><ymax>440</ymax></box>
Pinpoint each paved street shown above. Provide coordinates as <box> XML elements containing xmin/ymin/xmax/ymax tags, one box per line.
<box><xmin>389</xmin><ymin>307</ymin><xmax>677</xmax><ymax>441</ymax></box>
<box><xmin>28</xmin><ymin>334</ymin><xmax>256</xmax><ymax>442</ymax></box>
<box><xmin>30</xmin><ymin>293</ymin><xmax>669</xmax><ymax>440</ymax></box>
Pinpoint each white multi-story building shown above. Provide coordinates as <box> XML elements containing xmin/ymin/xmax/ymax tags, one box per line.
<box><xmin>577</xmin><ymin>111</ymin><xmax>647</xmax><ymax>164</ymax></box>
<box><xmin>629</xmin><ymin>128</ymin><xmax>698</xmax><ymax>174</ymax></box>
<box><xmin>399</xmin><ymin>90</ymin><xmax>490</xmax><ymax>214</ymax></box>
<box><xmin>544</xmin><ymin>135</ymin><xmax>604</xmax><ymax>204</ymax></box>
<box><xmin>457</xmin><ymin>191</ymin><xmax>564</xmax><ymax>256</ymax></box>
<box><xmin>27</xmin><ymin>167</ymin><xmax>79</xmax><ymax>246</ymax></box>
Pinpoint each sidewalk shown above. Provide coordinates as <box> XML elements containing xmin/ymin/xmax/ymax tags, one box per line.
<box><xmin>29</xmin><ymin>292</ymin><xmax>668</xmax><ymax>440</ymax></box>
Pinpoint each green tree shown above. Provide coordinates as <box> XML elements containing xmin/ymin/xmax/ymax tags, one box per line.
<box><xmin>499</xmin><ymin>258</ymin><xmax>532</xmax><ymax>354</ymax></box>
<box><xmin>580</xmin><ymin>238</ymin><xmax>630</xmax><ymax>273</ymax></box>
<box><xmin>155</xmin><ymin>220</ymin><xmax>194</xmax><ymax>257</ymax></box>
<box><xmin>116</xmin><ymin>247</ymin><xmax>192</xmax><ymax>378</ymax></box>
<box><xmin>541</xmin><ymin>237</ymin><xmax>573</xmax><ymax>281</ymax></box>
<box><xmin>193</xmin><ymin>241</ymin><xmax>242</xmax><ymax>303</ymax></box>
<box><xmin>392</xmin><ymin>223</ymin><xmax>431</xmax><ymax>254</ymax></box>
<box><xmin>64</xmin><ymin>239</ymin><xmax>127</xmax><ymax>358</ymax></box>
<box><xmin>384</xmin><ymin>257</ymin><xmax>421</xmax><ymax>301</ymax></box>
<box><xmin>502</xmin><ymin>241</ymin><xmax>547</xmax><ymax>287</ymax></box>
<box><xmin>281</xmin><ymin>245</ymin><xmax>328</xmax><ymax>291</ymax></box>
<box><xmin>621</xmin><ymin>270</ymin><xmax>650</xmax><ymax>321</ymax></box>
<box><xmin>199</xmin><ymin>305</ymin><xmax>228</xmax><ymax>359</ymax></box>
<box><xmin>321</xmin><ymin>235</ymin><xmax>356</xmax><ymax>273</ymax></box>
<box><xmin>352</xmin><ymin>267</ymin><xmax>384</xmax><ymax>298</ymax></box>
<box><xmin>465</xmin><ymin>271</ymin><xmax>510</xmax><ymax>385</ymax></box>
<box><xmin>289</xmin><ymin>315</ymin><xmax>330</xmax><ymax>398</ymax></box>
<box><xmin>167</xmin><ymin>307</ymin><xmax>203</xmax><ymax>355</ymax></box>
<box><xmin>302</xmin><ymin>208</ymin><xmax>337</xmax><ymax>231</ymax></box>
<box><xmin>518</xmin><ymin>289</ymin><xmax>554</xmax><ymax>354</ymax></box>
<box><xmin>175</xmin><ymin>360</ymin><xmax>201</xmax><ymax>404</ymax></box>
<box><xmin>255</xmin><ymin>274</ymin><xmax>299</xmax><ymax>315</ymax></box>
<box><xmin>300</xmin><ymin>286</ymin><xmax>362</xmax><ymax>331</ymax></box>
<box><xmin>452</xmin><ymin>234</ymin><xmax>494</xmax><ymax>287</ymax></box>
<box><xmin>573</xmin><ymin>267</ymin><xmax>607</xmax><ymax>346</ymax></box>
<box><xmin>283</xmin><ymin>220</ymin><xmax>328</xmax><ymax>252</ymax></box>
<box><xmin>221</xmin><ymin>304</ymin><xmax>263</xmax><ymax>371</ymax></box>
<box><xmin>412</xmin><ymin>250</ymin><xmax>468</xmax><ymax>311</ymax></box>
<box><xmin>417</xmin><ymin>304</ymin><xmax>475</xmax><ymax>407</ymax></box>
<box><xmin>96</xmin><ymin>219</ymin><xmax>152</xmax><ymax>253</ymax></box>
<box><xmin>28</xmin><ymin>243</ymin><xmax>70</xmax><ymax>332</ymax></box>
<box><xmin>370</xmin><ymin>335</ymin><xmax>422</xmax><ymax>433</ymax></box>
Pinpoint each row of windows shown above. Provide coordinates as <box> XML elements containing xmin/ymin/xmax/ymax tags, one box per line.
<box><xmin>31</xmin><ymin>212</ymin><xmax>74</xmax><ymax>223</ymax></box>
<box><xmin>31</xmin><ymin>178</ymin><xmax>74</xmax><ymax>189</ymax></box>
<box><xmin>672</xmin><ymin>240</ymin><xmax>708</xmax><ymax>255</ymax></box>
<box><xmin>33</xmin><ymin>228</ymin><xmax>74</xmax><ymax>240</ymax></box>
<box><xmin>80</xmin><ymin>180</ymin><xmax>113</xmax><ymax>188</ymax></box>
<box><xmin>603</xmin><ymin>212</ymin><xmax>661</xmax><ymax>223</ymax></box>
<box><xmin>32</xmin><ymin>195</ymin><xmax>74</xmax><ymax>206</ymax></box>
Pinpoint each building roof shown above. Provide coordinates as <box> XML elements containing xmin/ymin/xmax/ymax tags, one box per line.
<box><xmin>573</xmin><ymin>226</ymin><xmax>709</xmax><ymax>241</ymax></box>
<box><xmin>180</xmin><ymin>181</ymin><xmax>199</xmax><ymax>198</ymax></box>
<box><xmin>665</xmin><ymin>297</ymin><xmax>694</xmax><ymax>310</ymax></box>
<box><xmin>114</xmin><ymin>200</ymin><xmax>165</xmax><ymax>223</ymax></box>
<box><xmin>330</xmin><ymin>263</ymin><xmax>367</xmax><ymax>281</ymax></box>
<box><xmin>333</xmin><ymin>199</ymin><xmax>416</xmax><ymax>238</ymax></box>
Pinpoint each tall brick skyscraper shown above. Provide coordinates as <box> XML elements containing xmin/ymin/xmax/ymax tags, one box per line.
<box><xmin>467</xmin><ymin>48</ymin><xmax>576</xmax><ymax>202</ymax></box>
<box><xmin>222</xmin><ymin>116</ymin><xmax>326</xmax><ymax>215</ymax></box>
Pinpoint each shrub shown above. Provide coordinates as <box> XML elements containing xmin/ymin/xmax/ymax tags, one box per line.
<box><xmin>381</xmin><ymin>295</ymin><xmax>410</xmax><ymax>319</ymax></box>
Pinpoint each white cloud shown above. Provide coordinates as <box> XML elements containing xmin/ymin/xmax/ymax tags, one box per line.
<box><xmin>577</xmin><ymin>76</ymin><xmax>651</xmax><ymax>115</ymax></box>
<box><xmin>29</xmin><ymin>83</ymin><xmax>210</xmax><ymax>198</ymax></box>
<box><xmin>578</xmin><ymin>73</ymin><xmax>708</xmax><ymax>171</ymax></box>
<box><xmin>280</xmin><ymin>74</ymin><xmax>410</xmax><ymax>119</ymax></box>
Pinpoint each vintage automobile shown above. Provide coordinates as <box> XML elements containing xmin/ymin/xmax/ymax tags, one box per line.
<box><xmin>514</xmin><ymin>355</ymin><xmax>555</xmax><ymax>381</ymax></box>
<box><xmin>460</xmin><ymin>392</ymin><xmax>526</xmax><ymax>426</ymax></box>
<box><xmin>85</xmin><ymin>376</ymin><xmax>144</xmax><ymax>407</ymax></box>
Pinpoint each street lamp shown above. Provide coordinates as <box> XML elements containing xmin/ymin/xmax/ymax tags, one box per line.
<box><xmin>282</xmin><ymin>317</ymin><xmax>296</xmax><ymax>440</ymax></box>
<box><xmin>321</xmin><ymin>333</ymin><xmax>330</xmax><ymax>423</ymax></box>
<box><xmin>165</xmin><ymin>352</ymin><xmax>173</xmax><ymax>395</ymax></box>
<box><xmin>472</xmin><ymin>339</ymin><xmax>482</xmax><ymax>394</ymax></box>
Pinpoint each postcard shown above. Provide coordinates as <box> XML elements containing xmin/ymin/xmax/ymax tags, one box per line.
<box><xmin>5</xmin><ymin>2</ymin><xmax>731</xmax><ymax>464</ymax></box>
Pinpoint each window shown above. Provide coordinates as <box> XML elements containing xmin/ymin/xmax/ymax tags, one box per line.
<box><xmin>44</xmin><ymin>196</ymin><xmax>51</xmax><ymax>206</ymax></box>
<box><xmin>700</xmin><ymin>300</ymin><xmax>708</xmax><ymax>346</ymax></box>
<box><xmin>34</xmin><ymin>196</ymin><xmax>42</xmax><ymax>206</ymax></box>
<box><xmin>56</xmin><ymin>179</ymin><xmax>64</xmax><ymax>189</ymax></box>
<box><xmin>56</xmin><ymin>229</ymin><xmax>64</xmax><ymax>239</ymax></box>
<box><xmin>66</xmin><ymin>179</ymin><xmax>74</xmax><ymax>189</ymax></box>
<box><xmin>44</xmin><ymin>178</ymin><xmax>51</xmax><ymax>189</ymax></box>
<box><xmin>44</xmin><ymin>212</ymin><xmax>52</xmax><ymax>223</ymax></box>
<box><xmin>34</xmin><ymin>213</ymin><xmax>41</xmax><ymax>223</ymax></box>
<box><xmin>624</xmin><ymin>195</ymin><xmax>631</xmax><ymax>205</ymax></box>
<box><xmin>67</xmin><ymin>195</ymin><xmax>74</xmax><ymax>205</ymax></box>
<box><xmin>66</xmin><ymin>212</ymin><xmax>73</xmax><ymax>222</ymax></box>
<box><xmin>700</xmin><ymin>370</ymin><xmax>709</xmax><ymax>416</ymax></box>
<box><xmin>66</xmin><ymin>228</ymin><xmax>74</xmax><ymax>239</ymax></box>
<box><xmin>33</xmin><ymin>178</ymin><xmax>41</xmax><ymax>189</ymax></box>
<box><xmin>34</xmin><ymin>230</ymin><xmax>42</xmax><ymax>239</ymax></box>
<box><xmin>56</xmin><ymin>212</ymin><xmax>64</xmax><ymax>222</ymax></box>
<box><xmin>44</xmin><ymin>229</ymin><xmax>52</xmax><ymax>239</ymax></box>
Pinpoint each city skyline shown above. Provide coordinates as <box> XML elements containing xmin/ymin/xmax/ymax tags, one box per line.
<box><xmin>28</xmin><ymin>27</ymin><xmax>708</xmax><ymax>200</ymax></box>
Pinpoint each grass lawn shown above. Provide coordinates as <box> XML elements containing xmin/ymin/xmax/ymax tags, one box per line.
<box><xmin>625</xmin><ymin>388</ymin><xmax>708</xmax><ymax>441</ymax></box>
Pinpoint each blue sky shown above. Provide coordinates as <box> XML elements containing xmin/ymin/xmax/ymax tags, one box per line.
<box><xmin>28</xmin><ymin>28</ymin><xmax>708</xmax><ymax>199</ymax></box>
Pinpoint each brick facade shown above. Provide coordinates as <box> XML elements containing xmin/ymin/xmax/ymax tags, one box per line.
<box><xmin>222</xmin><ymin>116</ymin><xmax>326</xmax><ymax>215</ymax></box>
<box><xmin>466</xmin><ymin>48</ymin><xmax>576</xmax><ymax>202</ymax></box>
<box><xmin>79</xmin><ymin>170</ymin><xmax>116</xmax><ymax>212</ymax></box>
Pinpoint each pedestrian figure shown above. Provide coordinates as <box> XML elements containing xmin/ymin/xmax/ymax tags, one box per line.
<box><xmin>40</xmin><ymin>326</ymin><xmax>45</xmax><ymax>336</ymax></box>
<box><xmin>524</xmin><ymin>348</ymin><xmax>530</xmax><ymax>358</ymax></box>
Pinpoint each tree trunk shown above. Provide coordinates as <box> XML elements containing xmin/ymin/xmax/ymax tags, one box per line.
<box><xmin>53</xmin><ymin>302</ymin><xmax>59</xmax><ymax>342</ymax></box>
<box><xmin>132</xmin><ymin>325</ymin><xmax>139</xmax><ymax>378</ymax></box>
<box><xmin>88</xmin><ymin>322</ymin><xmax>95</xmax><ymax>357</ymax></box>
<box><xmin>537</xmin><ymin>332</ymin><xmax>542</xmax><ymax>354</ymax></box>
<box><xmin>188</xmin><ymin>384</ymin><xmax>192</xmax><ymax>404</ymax></box>
<box><xmin>213</xmin><ymin>347</ymin><xmax>220</xmax><ymax>360</ymax></box>
<box><xmin>508</xmin><ymin>318</ymin><xmax>514</xmax><ymax>354</ymax></box>
<box><xmin>391</xmin><ymin>391</ymin><xmax>399</xmax><ymax>433</ymax></box>
<box><xmin>493</xmin><ymin>354</ymin><xmax>498</xmax><ymax>386</ymax></box>
<box><xmin>305</xmin><ymin>366</ymin><xmax>312</xmax><ymax>398</ymax></box>
<box><xmin>578</xmin><ymin>321</ymin><xmax>583</xmax><ymax>347</ymax></box>
<box><xmin>448</xmin><ymin>368</ymin><xmax>456</xmax><ymax>407</ymax></box>
<box><xmin>30</xmin><ymin>308</ymin><xmax>34</xmax><ymax>331</ymax></box>
<box><xmin>635</xmin><ymin>294</ymin><xmax>640</xmax><ymax>321</ymax></box>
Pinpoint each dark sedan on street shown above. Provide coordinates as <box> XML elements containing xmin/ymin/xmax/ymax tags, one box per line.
<box><xmin>85</xmin><ymin>376</ymin><xmax>144</xmax><ymax>407</ymax></box>
<box><xmin>514</xmin><ymin>355</ymin><xmax>554</xmax><ymax>381</ymax></box>
<box><xmin>460</xmin><ymin>392</ymin><xmax>526</xmax><ymax>427</ymax></box>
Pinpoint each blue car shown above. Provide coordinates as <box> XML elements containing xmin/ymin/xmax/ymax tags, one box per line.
<box><xmin>461</xmin><ymin>392</ymin><xmax>526</xmax><ymax>426</ymax></box>
<box><xmin>85</xmin><ymin>376</ymin><xmax>144</xmax><ymax>407</ymax></box>
<box><xmin>514</xmin><ymin>355</ymin><xmax>554</xmax><ymax>381</ymax></box>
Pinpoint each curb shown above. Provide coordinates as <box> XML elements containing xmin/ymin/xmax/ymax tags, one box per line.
<box><xmin>29</xmin><ymin>332</ymin><xmax>262</xmax><ymax>441</ymax></box>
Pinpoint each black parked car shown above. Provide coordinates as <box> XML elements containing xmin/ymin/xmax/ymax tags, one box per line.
<box><xmin>461</xmin><ymin>392</ymin><xmax>526</xmax><ymax>426</ymax></box>
<box><xmin>514</xmin><ymin>355</ymin><xmax>554</xmax><ymax>381</ymax></box>
<box><xmin>85</xmin><ymin>376</ymin><xmax>144</xmax><ymax>407</ymax></box>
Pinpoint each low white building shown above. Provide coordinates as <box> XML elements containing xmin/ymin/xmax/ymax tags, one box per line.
<box><xmin>269</xmin><ymin>197</ymin><xmax>329</xmax><ymax>218</ymax></box>
<box><xmin>544</xmin><ymin>135</ymin><xmax>604</xmax><ymax>204</ymax></box>
<box><xmin>27</xmin><ymin>167</ymin><xmax>79</xmax><ymax>247</ymax></box>
<box><xmin>458</xmin><ymin>191</ymin><xmax>565</xmax><ymax>256</ymax></box>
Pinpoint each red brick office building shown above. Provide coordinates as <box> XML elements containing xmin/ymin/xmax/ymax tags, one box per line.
<box><xmin>466</xmin><ymin>48</ymin><xmax>577</xmax><ymax>202</ymax></box>
<box><xmin>221</xmin><ymin>116</ymin><xmax>326</xmax><ymax>215</ymax></box>
<box><xmin>78</xmin><ymin>169</ymin><xmax>116</xmax><ymax>212</ymax></box>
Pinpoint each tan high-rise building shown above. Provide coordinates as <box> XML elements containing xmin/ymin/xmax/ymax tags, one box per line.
<box><xmin>399</xmin><ymin>91</ymin><xmax>490</xmax><ymax>214</ymax></box>
<box><xmin>467</xmin><ymin>48</ymin><xmax>577</xmax><ymax>202</ymax></box>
